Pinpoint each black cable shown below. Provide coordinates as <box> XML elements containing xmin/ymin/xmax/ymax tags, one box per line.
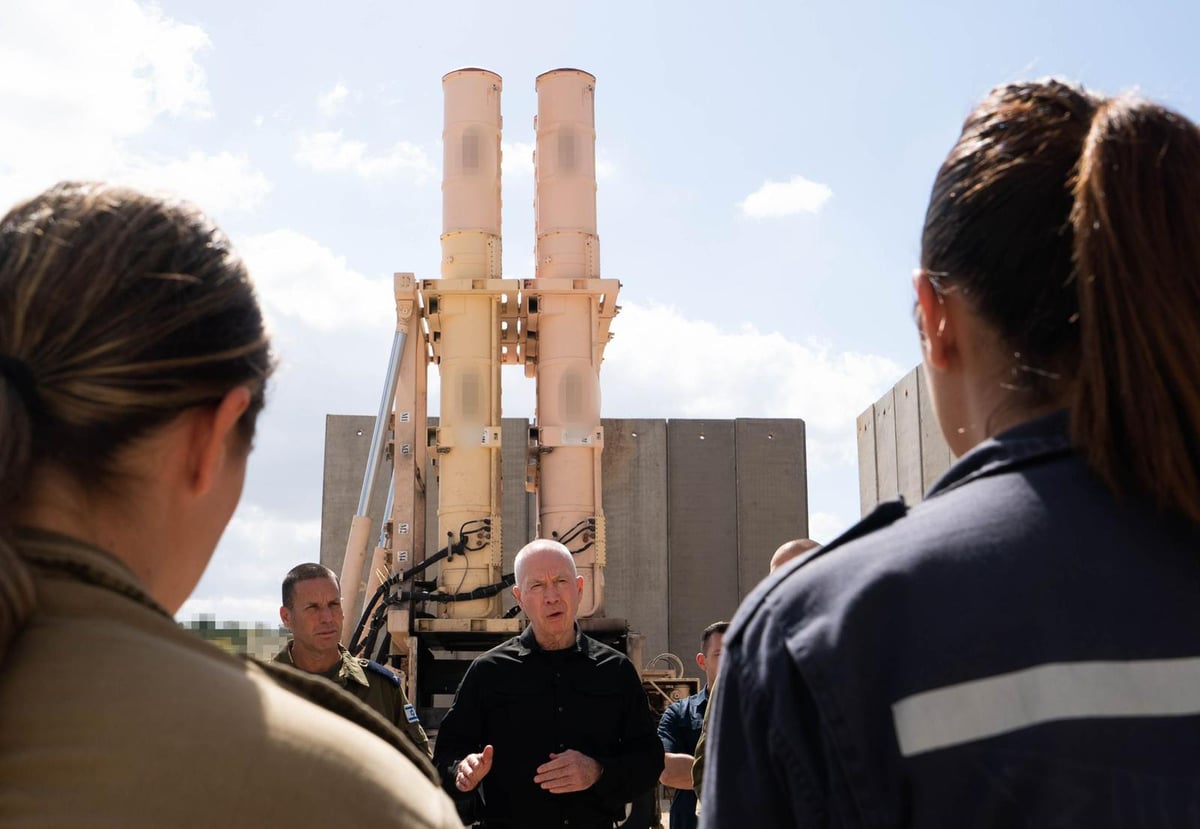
<box><xmin>354</xmin><ymin>512</ymin><xmax>612</xmax><ymax>654</ymax></box>
<box><xmin>350</xmin><ymin>542</ymin><xmax>456</xmax><ymax>653</ymax></box>
<box><xmin>552</xmin><ymin>517</ymin><xmax>594</xmax><ymax>547</ymax></box>
<box><xmin>359</xmin><ymin>602</ymin><xmax>387</xmax><ymax>658</ymax></box>
<box><xmin>351</xmin><ymin>517</ymin><xmax>495</xmax><ymax>652</ymax></box>
<box><xmin>384</xmin><ymin>572</ymin><xmax>516</xmax><ymax>605</ymax></box>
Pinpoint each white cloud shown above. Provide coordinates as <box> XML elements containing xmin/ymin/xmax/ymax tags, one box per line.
<box><xmin>184</xmin><ymin>504</ymin><xmax>322</xmax><ymax>624</ymax></box>
<box><xmin>739</xmin><ymin>174</ymin><xmax>833</xmax><ymax>218</ymax></box>
<box><xmin>239</xmin><ymin>229</ymin><xmax>395</xmax><ymax>333</ymax></box>
<box><xmin>600</xmin><ymin>302</ymin><xmax>902</xmax><ymax>468</ymax></box>
<box><xmin>808</xmin><ymin>511</ymin><xmax>851</xmax><ymax>546</ymax></box>
<box><xmin>294</xmin><ymin>131</ymin><xmax>436</xmax><ymax>181</ymax></box>
<box><xmin>119</xmin><ymin>151</ymin><xmax>272</xmax><ymax>213</ymax></box>
<box><xmin>317</xmin><ymin>81</ymin><xmax>350</xmax><ymax>118</ymax></box>
<box><xmin>0</xmin><ymin>0</ymin><xmax>212</xmax><ymax>141</ymax></box>
<box><xmin>225</xmin><ymin>503</ymin><xmax>322</xmax><ymax>552</ymax></box>
<box><xmin>502</xmin><ymin>141</ymin><xmax>535</xmax><ymax>178</ymax></box>
<box><xmin>0</xmin><ymin>0</ymin><xmax>271</xmax><ymax>215</ymax></box>
<box><xmin>596</xmin><ymin>155</ymin><xmax>616</xmax><ymax>180</ymax></box>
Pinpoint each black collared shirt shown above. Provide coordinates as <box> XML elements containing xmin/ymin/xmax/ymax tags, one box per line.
<box><xmin>433</xmin><ymin>625</ymin><xmax>664</xmax><ymax>828</ymax></box>
<box><xmin>704</xmin><ymin>411</ymin><xmax>1200</xmax><ymax>827</ymax></box>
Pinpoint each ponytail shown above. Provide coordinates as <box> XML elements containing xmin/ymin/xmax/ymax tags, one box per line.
<box><xmin>0</xmin><ymin>181</ymin><xmax>274</xmax><ymax>659</ymax></box>
<box><xmin>0</xmin><ymin>373</ymin><xmax>37</xmax><ymax>659</ymax></box>
<box><xmin>1071</xmin><ymin>98</ymin><xmax>1200</xmax><ymax>522</ymax></box>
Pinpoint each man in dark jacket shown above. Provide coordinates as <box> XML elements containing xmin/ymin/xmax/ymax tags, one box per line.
<box><xmin>433</xmin><ymin>539</ymin><xmax>664</xmax><ymax>828</ymax></box>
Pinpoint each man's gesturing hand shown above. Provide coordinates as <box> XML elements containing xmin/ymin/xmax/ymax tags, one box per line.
<box><xmin>455</xmin><ymin>745</ymin><xmax>494</xmax><ymax>792</ymax></box>
<box><xmin>533</xmin><ymin>749</ymin><xmax>603</xmax><ymax>793</ymax></box>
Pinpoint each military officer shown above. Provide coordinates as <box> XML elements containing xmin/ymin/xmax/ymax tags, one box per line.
<box><xmin>0</xmin><ymin>182</ymin><xmax>458</xmax><ymax>827</ymax></box>
<box><xmin>275</xmin><ymin>562</ymin><xmax>431</xmax><ymax>757</ymax></box>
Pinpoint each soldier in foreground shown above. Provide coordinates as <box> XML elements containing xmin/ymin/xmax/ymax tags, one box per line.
<box><xmin>705</xmin><ymin>80</ymin><xmax>1200</xmax><ymax>826</ymax></box>
<box><xmin>275</xmin><ymin>562</ymin><xmax>431</xmax><ymax>756</ymax></box>
<box><xmin>0</xmin><ymin>182</ymin><xmax>460</xmax><ymax>827</ymax></box>
<box><xmin>691</xmin><ymin>540</ymin><xmax>820</xmax><ymax>810</ymax></box>
<box><xmin>434</xmin><ymin>539</ymin><xmax>664</xmax><ymax>828</ymax></box>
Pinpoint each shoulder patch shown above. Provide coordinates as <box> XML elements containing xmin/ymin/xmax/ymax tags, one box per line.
<box><xmin>364</xmin><ymin>660</ymin><xmax>401</xmax><ymax>687</ymax></box>
<box><xmin>403</xmin><ymin>703</ymin><xmax>420</xmax><ymax>724</ymax></box>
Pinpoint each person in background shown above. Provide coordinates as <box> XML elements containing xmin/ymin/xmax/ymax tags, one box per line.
<box><xmin>657</xmin><ymin>621</ymin><xmax>727</xmax><ymax>829</ymax></box>
<box><xmin>0</xmin><ymin>182</ymin><xmax>460</xmax><ymax>827</ymax></box>
<box><xmin>274</xmin><ymin>562</ymin><xmax>431</xmax><ymax>757</ymax></box>
<box><xmin>704</xmin><ymin>80</ymin><xmax>1200</xmax><ymax>827</ymax></box>
<box><xmin>767</xmin><ymin>538</ymin><xmax>821</xmax><ymax>574</ymax></box>
<box><xmin>691</xmin><ymin>540</ymin><xmax>820</xmax><ymax>808</ymax></box>
<box><xmin>434</xmin><ymin>538</ymin><xmax>664</xmax><ymax>829</ymax></box>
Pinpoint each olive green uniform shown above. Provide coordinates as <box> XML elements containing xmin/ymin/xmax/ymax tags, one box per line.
<box><xmin>274</xmin><ymin>642</ymin><xmax>432</xmax><ymax>757</ymax></box>
<box><xmin>0</xmin><ymin>528</ymin><xmax>460</xmax><ymax>828</ymax></box>
<box><xmin>691</xmin><ymin>675</ymin><xmax>716</xmax><ymax>815</ymax></box>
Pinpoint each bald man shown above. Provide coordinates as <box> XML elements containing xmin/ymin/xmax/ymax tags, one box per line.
<box><xmin>769</xmin><ymin>538</ymin><xmax>822</xmax><ymax>573</ymax></box>
<box><xmin>433</xmin><ymin>539</ymin><xmax>664</xmax><ymax>829</ymax></box>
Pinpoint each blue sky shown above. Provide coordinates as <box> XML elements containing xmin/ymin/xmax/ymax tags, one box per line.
<box><xmin>3</xmin><ymin>0</ymin><xmax>1197</xmax><ymax>622</ymax></box>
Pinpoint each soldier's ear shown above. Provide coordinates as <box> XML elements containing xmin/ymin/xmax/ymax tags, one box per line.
<box><xmin>913</xmin><ymin>269</ymin><xmax>959</xmax><ymax>372</ymax></box>
<box><xmin>696</xmin><ymin>652</ymin><xmax>706</xmax><ymax>671</ymax></box>
<box><xmin>279</xmin><ymin>605</ymin><xmax>292</xmax><ymax>629</ymax></box>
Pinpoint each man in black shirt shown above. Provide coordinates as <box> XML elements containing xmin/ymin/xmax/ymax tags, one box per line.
<box><xmin>433</xmin><ymin>539</ymin><xmax>664</xmax><ymax>828</ymax></box>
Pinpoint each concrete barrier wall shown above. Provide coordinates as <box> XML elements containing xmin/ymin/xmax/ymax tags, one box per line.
<box><xmin>857</xmin><ymin>364</ymin><xmax>955</xmax><ymax>516</ymax></box>
<box><xmin>322</xmin><ymin>415</ymin><xmax>807</xmax><ymax>684</ymax></box>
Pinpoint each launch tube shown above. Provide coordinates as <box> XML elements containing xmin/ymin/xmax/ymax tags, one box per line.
<box><xmin>534</xmin><ymin>69</ymin><xmax>605</xmax><ymax>616</ymax></box>
<box><xmin>436</xmin><ymin>69</ymin><xmax>504</xmax><ymax>619</ymax></box>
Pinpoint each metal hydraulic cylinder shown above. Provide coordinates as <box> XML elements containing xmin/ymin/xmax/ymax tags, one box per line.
<box><xmin>533</xmin><ymin>69</ymin><xmax>606</xmax><ymax>617</ymax></box>
<box><xmin>436</xmin><ymin>68</ymin><xmax>504</xmax><ymax>619</ymax></box>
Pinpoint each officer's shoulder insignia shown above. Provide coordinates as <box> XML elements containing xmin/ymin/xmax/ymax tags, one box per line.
<box><xmin>403</xmin><ymin>703</ymin><xmax>420</xmax><ymax>724</ymax></box>
<box><xmin>363</xmin><ymin>659</ymin><xmax>401</xmax><ymax>687</ymax></box>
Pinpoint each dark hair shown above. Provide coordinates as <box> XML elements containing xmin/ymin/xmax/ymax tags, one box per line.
<box><xmin>282</xmin><ymin>563</ymin><xmax>340</xmax><ymax>608</ymax></box>
<box><xmin>921</xmin><ymin>80</ymin><xmax>1200</xmax><ymax>522</ymax></box>
<box><xmin>701</xmin><ymin>621</ymin><xmax>729</xmax><ymax>652</ymax></box>
<box><xmin>0</xmin><ymin>181</ymin><xmax>274</xmax><ymax>657</ymax></box>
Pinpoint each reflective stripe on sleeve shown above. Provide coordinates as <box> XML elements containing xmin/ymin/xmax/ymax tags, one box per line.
<box><xmin>892</xmin><ymin>657</ymin><xmax>1200</xmax><ymax>757</ymax></box>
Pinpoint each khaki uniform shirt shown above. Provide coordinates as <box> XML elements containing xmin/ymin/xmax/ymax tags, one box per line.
<box><xmin>0</xmin><ymin>529</ymin><xmax>461</xmax><ymax>828</ymax></box>
<box><xmin>273</xmin><ymin>642</ymin><xmax>432</xmax><ymax>757</ymax></box>
<box><xmin>691</xmin><ymin>676</ymin><xmax>717</xmax><ymax>815</ymax></box>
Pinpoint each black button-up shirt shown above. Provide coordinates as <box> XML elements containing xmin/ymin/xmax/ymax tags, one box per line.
<box><xmin>433</xmin><ymin>625</ymin><xmax>664</xmax><ymax>829</ymax></box>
